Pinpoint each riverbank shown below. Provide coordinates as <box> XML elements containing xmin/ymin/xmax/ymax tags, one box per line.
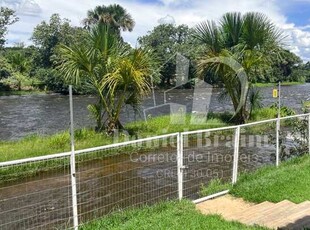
<box><xmin>0</xmin><ymin>89</ymin><xmax>46</xmax><ymax>96</ymax></box>
<box><xmin>0</xmin><ymin>114</ymin><xmax>228</xmax><ymax>162</ymax></box>
<box><xmin>0</xmin><ymin>106</ymin><xmax>293</xmax><ymax>163</ymax></box>
<box><xmin>253</xmin><ymin>81</ymin><xmax>304</xmax><ymax>87</ymax></box>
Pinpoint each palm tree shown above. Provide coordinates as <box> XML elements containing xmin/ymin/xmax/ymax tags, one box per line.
<box><xmin>194</xmin><ymin>12</ymin><xmax>284</xmax><ymax>123</ymax></box>
<box><xmin>57</xmin><ymin>24</ymin><xmax>156</xmax><ymax>133</ymax></box>
<box><xmin>82</xmin><ymin>4</ymin><xmax>135</xmax><ymax>34</ymax></box>
<box><xmin>7</xmin><ymin>51</ymin><xmax>29</xmax><ymax>91</ymax></box>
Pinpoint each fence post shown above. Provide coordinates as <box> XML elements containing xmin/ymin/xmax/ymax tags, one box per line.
<box><xmin>308</xmin><ymin>114</ymin><xmax>310</xmax><ymax>154</ymax></box>
<box><xmin>69</xmin><ymin>85</ymin><xmax>79</xmax><ymax>230</ymax></box>
<box><xmin>232</xmin><ymin>126</ymin><xmax>240</xmax><ymax>184</ymax></box>
<box><xmin>177</xmin><ymin>132</ymin><xmax>183</xmax><ymax>200</ymax></box>
<box><xmin>276</xmin><ymin>82</ymin><xmax>281</xmax><ymax>167</ymax></box>
<box><xmin>276</xmin><ymin>118</ymin><xmax>280</xmax><ymax>167</ymax></box>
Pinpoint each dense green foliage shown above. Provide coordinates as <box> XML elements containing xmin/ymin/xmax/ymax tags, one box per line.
<box><xmin>0</xmin><ymin>13</ymin><xmax>89</xmax><ymax>93</ymax></box>
<box><xmin>138</xmin><ymin>24</ymin><xmax>201</xmax><ymax>87</ymax></box>
<box><xmin>80</xmin><ymin>200</ymin><xmax>267</xmax><ymax>230</ymax></box>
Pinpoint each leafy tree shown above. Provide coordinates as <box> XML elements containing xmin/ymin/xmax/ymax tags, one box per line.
<box><xmin>290</xmin><ymin>61</ymin><xmax>310</xmax><ymax>83</ymax></box>
<box><xmin>31</xmin><ymin>14</ymin><xmax>87</xmax><ymax>68</ymax></box>
<box><xmin>57</xmin><ymin>25</ymin><xmax>158</xmax><ymax>133</ymax></box>
<box><xmin>82</xmin><ymin>4</ymin><xmax>135</xmax><ymax>35</ymax></box>
<box><xmin>31</xmin><ymin>14</ymin><xmax>88</xmax><ymax>93</ymax></box>
<box><xmin>194</xmin><ymin>12</ymin><xmax>284</xmax><ymax>123</ymax></box>
<box><xmin>0</xmin><ymin>7</ymin><xmax>18</xmax><ymax>48</ymax></box>
<box><xmin>266</xmin><ymin>49</ymin><xmax>302</xmax><ymax>83</ymax></box>
<box><xmin>138</xmin><ymin>24</ymin><xmax>201</xmax><ymax>87</ymax></box>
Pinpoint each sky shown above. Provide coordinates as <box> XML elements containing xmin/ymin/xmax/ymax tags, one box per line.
<box><xmin>1</xmin><ymin>0</ymin><xmax>310</xmax><ymax>61</ymax></box>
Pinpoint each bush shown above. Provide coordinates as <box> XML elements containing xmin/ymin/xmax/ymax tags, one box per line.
<box><xmin>250</xmin><ymin>104</ymin><xmax>295</xmax><ymax>121</ymax></box>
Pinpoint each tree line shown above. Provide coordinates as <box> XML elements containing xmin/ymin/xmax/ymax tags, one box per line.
<box><xmin>1</xmin><ymin>5</ymin><xmax>309</xmax><ymax>93</ymax></box>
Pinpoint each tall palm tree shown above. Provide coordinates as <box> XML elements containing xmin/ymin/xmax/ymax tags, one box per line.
<box><xmin>82</xmin><ymin>4</ymin><xmax>135</xmax><ymax>34</ymax></box>
<box><xmin>194</xmin><ymin>12</ymin><xmax>284</xmax><ymax>123</ymax></box>
<box><xmin>57</xmin><ymin>24</ymin><xmax>156</xmax><ymax>133</ymax></box>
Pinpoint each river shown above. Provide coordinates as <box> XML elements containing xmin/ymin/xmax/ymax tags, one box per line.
<box><xmin>0</xmin><ymin>84</ymin><xmax>310</xmax><ymax>140</ymax></box>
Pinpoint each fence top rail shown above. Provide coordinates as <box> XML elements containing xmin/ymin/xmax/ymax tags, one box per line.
<box><xmin>0</xmin><ymin>151</ymin><xmax>72</xmax><ymax>167</ymax></box>
<box><xmin>181</xmin><ymin>112</ymin><xmax>310</xmax><ymax>135</ymax></box>
<box><xmin>0</xmin><ymin>132</ymin><xmax>179</xmax><ymax>167</ymax></box>
<box><xmin>181</xmin><ymin>125</ymin><xmax>238</xmax><ymax>135</ymax></box>
<box><xmin>279</xmin><ymin>113</ymin><xmax>310</xmax><ymax>121</ymax></box>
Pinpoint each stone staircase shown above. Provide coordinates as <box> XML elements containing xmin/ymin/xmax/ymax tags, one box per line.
<box><xmin>196</xmin><ymin>195</ymin><xmax>310</xmax><ymax>229</ymax></box>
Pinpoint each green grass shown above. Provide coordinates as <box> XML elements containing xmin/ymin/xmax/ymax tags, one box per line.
<box><xmin>200</xmin><ymin>178</ymin><xmax>232</xmax><ymax>197</ymax></box>
<box><xmin>0</xmin><ymin>129</ymin><xmax>114</xmax><ymax>162</ymax></box>
<box><xmin>254</xmin><ymin>81</ymin><xmax>304</xmax><ymax>87</ymax></box>
<box><xmin>79</xmin><ymin>200</ymin><xmax>267</xmax><ymax>230</ymax></box>
<box><xmin>230</xmin><ymin>155</ymin><xmax>310</xmax><ymax>204</ymax></box>
<box><xmin>0</xmin><ymin>115</ymin><xmax>228</xmax><ymax>162</ymax></box>
<box><xmin>126</xmin><ymin>114</ymin><xmax>227</xmax><ymax>137</ymax></box>
<box><xmin>0</xmin><ymin>89</ymin><xmax>45</xmax><ymax>96</ymax></box>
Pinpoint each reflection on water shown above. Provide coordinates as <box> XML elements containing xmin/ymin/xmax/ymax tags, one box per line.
<box><xmin>0</xmin><ymin>84</ymin><xmax>310</xmax><ymax>140</ymax></box>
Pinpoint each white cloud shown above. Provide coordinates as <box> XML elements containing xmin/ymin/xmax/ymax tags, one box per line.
<box><xmin>3</xmin><ymin>0</ymin><xmax>310</xmax><ymax>61</ymax></box>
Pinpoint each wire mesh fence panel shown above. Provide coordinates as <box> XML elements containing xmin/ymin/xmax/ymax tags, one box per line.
<box><xmin>75</xmin><ymin>134</ymin><xmax>179</xmax><ymax>225</ymax></box>
<box><xmin>0</xmin><ymin>156</ymin><xmax>73</xmax><ymax>230</ymax></box>
<box><xmin>280</xmin><ymin>116</ymin><xmax>309</xmax><ymax>162</ymax></box>
<box><xmin>238</xmin><ymin>121</ymin><xmax>277</xmax><ymax>174</ymax></box>
<box><xmin>182</xmin><ymin>129</ymin><xmax>235</xmax><ymax>200</ymax></box>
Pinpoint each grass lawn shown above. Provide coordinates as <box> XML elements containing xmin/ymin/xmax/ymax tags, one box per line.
<box><xmin>230</xmin><ymin>155</ymin><xmax>310</xmax><ymax>204</ymax></box>
<box><xmin>80</xmin><ymin>200</ymin><xmax>267</xmax><ymax>230</ymax></box>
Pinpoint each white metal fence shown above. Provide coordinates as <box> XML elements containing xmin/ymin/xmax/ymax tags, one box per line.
<box><xmin>0</xmin><ymin>113</ymin><xmax>310</xmax><ymax>229</ymax></box>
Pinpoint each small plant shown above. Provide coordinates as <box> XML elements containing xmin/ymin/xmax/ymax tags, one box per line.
<box><xmin>302</xmin><ymin>101</ymin><xmax>310</xmax><ymax>113</ymax></box>
<box><xmin>48</xmin><ymin>132</ymin><xmax>70</xmax><ymax>151</ymax></box>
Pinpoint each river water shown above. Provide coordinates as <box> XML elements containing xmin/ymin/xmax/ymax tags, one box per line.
<box><xmin>1</xmin><ymin>84</ymin><xmax>310</xmax><ymax>141</ymax></box>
